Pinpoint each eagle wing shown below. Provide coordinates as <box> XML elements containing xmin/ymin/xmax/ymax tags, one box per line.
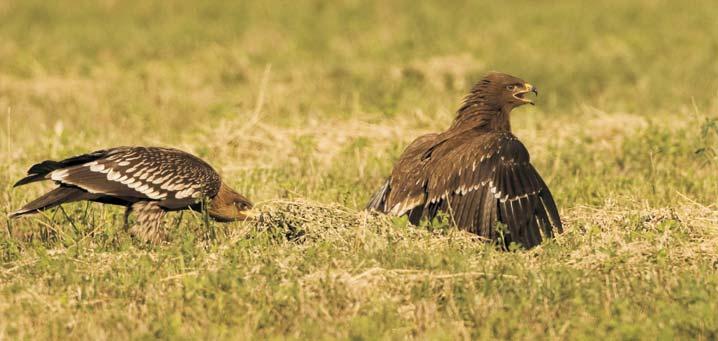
<box><xmin>376</xmin><ymin>132</ymin><xmax>562</xmax><ymax>248</ymax></box>
<box><xmin>366</xmin><ymin>133</ymin><xmax>438</xmax><ymax>215</ymax></box>
<box><xmin>37</xmin><ymin>147</ymin><xmax>221</xmax><ymax>208</ymax></box>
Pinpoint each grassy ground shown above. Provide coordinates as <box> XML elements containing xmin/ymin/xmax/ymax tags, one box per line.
<box><xmin>1</xmin><ymin>0</ymin><xmax>718</xmax><ymax>339</ymax></box>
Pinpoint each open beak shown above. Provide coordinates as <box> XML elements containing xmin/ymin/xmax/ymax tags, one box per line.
<box><xmin>513</xmin><ymin>83</ymin><xmax>538</xmax><ymax>105</ymax></box>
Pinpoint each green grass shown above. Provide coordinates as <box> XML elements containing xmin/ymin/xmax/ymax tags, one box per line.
<box><xmin>1</xmin><ymin>0</ymin><xmax>718</xmax><ymax>339</ymax></box>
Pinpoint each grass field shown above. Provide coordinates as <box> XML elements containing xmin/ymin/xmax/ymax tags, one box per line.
<box><xmin>1</xmin><ymin>0</ymin><xmax>718</xmax><ymax>339</ymax></box>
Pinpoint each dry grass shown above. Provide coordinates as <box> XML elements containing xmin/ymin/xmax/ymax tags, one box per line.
<box><xmin>2</xmin><ymin>200</ymin><xmax>717</xmax><ymax>339</ymax></box>
<box><xmin>2</xmin><ymin>0</ymin><xmax>718</xmax><ymax>339</ymax></box>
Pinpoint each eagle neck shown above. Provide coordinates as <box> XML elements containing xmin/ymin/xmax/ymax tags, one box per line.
<box><xmin>451</xmin><ymin>106</ymin><xmax>512</xmax><ymax>132</ymax></box>
<box><xmin>208</xmin><ymin>183</ymin><xmax>233</xmax><ymax>217</ymax></box>
<box><xmin>493</xmin><ymin>107</ymin><xmax>512</xmax><ymax>132</ymax></box>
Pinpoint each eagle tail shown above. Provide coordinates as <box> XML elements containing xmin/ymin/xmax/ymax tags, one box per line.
<box><xmin>366</xmin><ymin>178</ymin><xmax>391</xmax><ymax>212</ymax></box>
<box><xmin>14</xmin><ymin>150</ymin><xmax>111</xmax><ymax>187</ymax></box>
<box><xmin>9</xmin><ymin>186</ymin><xmax>91</xmax><ymax>218</ymax></box>
<box><xmin>13</xmin><ymin>160</ymin><xmax>65</xmax><ymax>187</ymax></box>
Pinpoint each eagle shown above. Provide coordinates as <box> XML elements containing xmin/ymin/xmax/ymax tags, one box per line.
<box><xmin>10</xmin><ymin>146</ymin><xmax>255</xmax><ymax>243</ymax></box>
<box><xmin>367</xmin><ymin>72</ymin><xmax>562</xmax><ymax>248</ymax></box>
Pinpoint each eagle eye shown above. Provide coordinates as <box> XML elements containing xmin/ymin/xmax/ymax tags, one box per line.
<box><xmin>506</xmin><ymin>84</ymin><xmax>516</xmax><ymax>91</ymax></box>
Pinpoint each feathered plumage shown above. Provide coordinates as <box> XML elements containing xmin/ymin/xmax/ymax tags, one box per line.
<box><xmin>367</xmin><ymin>72</ymin><xmax>562</xmax><ymax>248</ymax></box>
<box><xmin>11</xmin><ymin>146</ymin><xmax>254</xmax><ymax>243</ymax></box>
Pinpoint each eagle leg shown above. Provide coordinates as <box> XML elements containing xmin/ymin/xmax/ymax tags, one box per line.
<box><xmin>123</xmin><ymin>206</ymin><xmax>132</xmax><ymax>230</ymax></box>
<box><xmin>129</xmin><ymin>201</ymin><xmax>167</xmax><ymax>244</ymax></box>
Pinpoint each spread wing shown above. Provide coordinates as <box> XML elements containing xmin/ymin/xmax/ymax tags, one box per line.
<box><xmin>372</xmin><ymin>133</ymin><xmax>438</xmax><ymax>215</ymax></box>
<box><xmin>40</xmin><ymin>147</ymin><xmax>222</xmax><ymax>208</ymax></box>
<box><xmin>373</xmin><ymin>132</ymin><xmax>562</xmax><ymax>248</ymax></box>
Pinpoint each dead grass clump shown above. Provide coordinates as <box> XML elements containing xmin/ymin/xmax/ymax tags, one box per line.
<box><xmin>563</xmin><ymin>203</ymin><xmax>718</xmax><ymax>271</ymax></box>
<box><xmin>251</xmin><ymin>199</ymin><xmax>484</xmax><ymax>247</ymax></box>
<box><xmin>253</xmin><ymin>199</ymin><xmax>363</xmax><ymax>242</ymax></box>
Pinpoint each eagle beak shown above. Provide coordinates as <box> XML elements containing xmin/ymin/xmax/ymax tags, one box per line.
<box><xmin>528</xmin><ymin>84</ymin><xmax>538</xmax><ymax>96</ymax></box>
<box><xmin>527</xmin><ymin>83</ymin><xmax>537</xmax><ymax>105</ymax></box>
<box><xmin>513</xmin><ymin>83</ymin><xmax>537</xmax><ymax>105</ymax></box>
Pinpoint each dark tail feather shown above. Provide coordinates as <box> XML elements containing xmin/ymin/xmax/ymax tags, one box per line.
<box><xmin>366</xmin><ymin>178</ymin><xmax>391</xmax><ymax>212</ymax></box>
<box><xmin>13</xmin><ymin>160</ymin><xmax>64</xmax><ymax>187</ymax></box>
<box><xmin>9</xmin><ymin>186</ymin><xmax>91</xmax><ymax>218</ymax></box>
<box><xmin>14</xmin><ymin>150</ymin><xmax>110</xmax><ymax>187</ymax></box>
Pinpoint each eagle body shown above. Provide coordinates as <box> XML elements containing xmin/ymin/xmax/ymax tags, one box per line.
<box><xmin>11</xmin><ymin>146</ymin><xmax>253</xmax><ymax>243</ymax></box>
<box><xmin>368</xmin><ymin>72</ymin><xmax>562</xmax><ymax>248</ymax></box>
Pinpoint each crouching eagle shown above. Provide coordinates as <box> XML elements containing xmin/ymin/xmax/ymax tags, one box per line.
<box><xmin>10</xmin><ymin>146</ymin><xmax>255</xmax><ymax>243</ymax></box>
<box><xmin>367</xmin><ymin>72</ymin><xmax>562</xmax><ymax>248</ymax></box>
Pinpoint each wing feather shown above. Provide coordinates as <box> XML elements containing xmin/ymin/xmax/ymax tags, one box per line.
<box><xmin>376</xmin><ymin>133</ymin><xmax>439</xmax><ymax>215</ymax></box>
<box><xmin>375</xmin><ymin>130</ymin><xmax>562</xmax><ymax>248</ymax></box>
<box><xmin>48</xmin><ymin>147</ymin><xmax>221</xmax><ymax>208</ymax></box>
<box><xmin>533</xmin><ymin>197</ymin><xmax>554</xmax><ymax>238</ymax></box>
<box><xmin>462</xmin><ymin>188</ymin><xmax>481</xmax><ymax>230</ymax></box>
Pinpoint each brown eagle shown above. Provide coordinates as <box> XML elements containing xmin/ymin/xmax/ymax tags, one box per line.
<box><xmin>10</xmin><ymin>146</ymin><xmax>254</xmax><ymax>243</ymax></box>
<box><xmin>367</xmin><ymin>72</ymin><xmax>562</xmax><ymax>248</ymax></box>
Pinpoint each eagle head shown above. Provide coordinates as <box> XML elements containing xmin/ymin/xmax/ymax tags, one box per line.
<box><xmin>481</xmin><ymin>72</ymin><xmax>537</xmax><ymax>109</ymax></box>
<box><xmin>452</xmin><ymin>72</ymin><xmax>538</xmax><ymax>130</ymax></box>
<box><xmin>208</xmin><ymin>182</ymin><xmax>256</xmax><ymax>221</ymax></box>
<box><xmin>465</xmin><ymin>72</ymin><xmax>538</xmax><ymax>112</ymax></box>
